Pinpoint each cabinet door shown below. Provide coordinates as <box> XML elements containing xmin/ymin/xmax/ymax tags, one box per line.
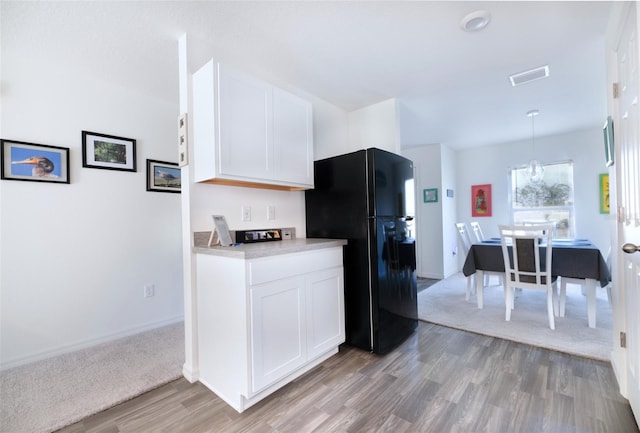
<box><xmin>272</xmin><ymin>87</ymin><xmax>314</xmax><ymax>187</ymax></box>
<box><xmin>306</xmin><ymin>268</ymin><xmax>345</xmax><ymax>359</ymax></box>
<box><xmin>250</xmin><ymin>276</ymin><xmax>307</xmax><ymax>393</ymax></box>
<box><xmin>218</xmin><ymin>64</ymin><xmax>272</xmax><ymax>180</ymax></box>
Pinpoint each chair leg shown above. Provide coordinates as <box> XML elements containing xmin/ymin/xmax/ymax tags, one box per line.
<box><xmin>547</xmin><ymin>287</ymin><xmax>556</xmax><ymax>330</ymax></box>
<box><xmin>559</xmin><ymin>279</ymin><xmax>566</xmax><ymax>317</ymax></box>
<box><xmin>505</xmin><ymin>286</ymin><xmax>513</xmax><ymax>321</ymax></box>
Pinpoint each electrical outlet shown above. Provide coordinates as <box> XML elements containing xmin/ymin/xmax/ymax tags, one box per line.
<box><xmin>267</xmin><ymin>205</ymin><xmax>276</xmax><ymax>221</ymax></box>
<box><xmin>144</xmin><ymin>284</ymin><xmax>155</xmax><ymax>298</ymax></box>
<box><xmin>242</xmin><ymin>206</ymin><xmax>251</xmax><ymax>222</ymax></box>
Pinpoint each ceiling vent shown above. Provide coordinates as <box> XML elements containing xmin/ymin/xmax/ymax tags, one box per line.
<box><xmin>509</xmin><ymin>65</ymin><xmax>550</xmax><ymax>86</ymax></box>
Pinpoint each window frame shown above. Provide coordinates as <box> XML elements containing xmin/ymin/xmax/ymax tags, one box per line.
<box><xmin>508</xmin><ymin>160</ymin><xmax>576</xmax><ymax>238</ymax></box>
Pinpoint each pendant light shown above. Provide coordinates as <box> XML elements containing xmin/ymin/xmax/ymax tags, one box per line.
<box><xmin>526</xmin><ymin>109</ymin><xmax>544</xmax><ymax>182</ymax></box>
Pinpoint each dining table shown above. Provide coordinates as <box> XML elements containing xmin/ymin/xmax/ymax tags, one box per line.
<box><xmin>462</xmin><ymin>238</ymin><xmax>611</xmax><ymax>328</ymax></box>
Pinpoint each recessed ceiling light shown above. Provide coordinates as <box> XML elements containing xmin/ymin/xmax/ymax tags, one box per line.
<box><xmin>460</xmin><ymin>10</ymin><xmax>491</xmax><ymax>32</ymax></box>
<box><xmin>510</xmin><ymin>65</ymin><xmax>550</xmax><ymax>86</ymax></box>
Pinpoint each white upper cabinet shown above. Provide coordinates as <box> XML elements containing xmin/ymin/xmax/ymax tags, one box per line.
<box><xmin>193</xmin><ymin>60</ymin><xmax>314</xmax><ymax>190</ymax></box>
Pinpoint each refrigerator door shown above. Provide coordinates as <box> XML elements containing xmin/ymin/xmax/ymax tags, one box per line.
<box><xmin>372</xmin><ymin>216</ymin><xmax>418</xmax><ymax>354</ymax></box>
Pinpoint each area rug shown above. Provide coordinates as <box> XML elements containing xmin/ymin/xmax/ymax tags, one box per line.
<box><xmin>418</xmin><ymin>272</ymin><xmax>613</xmax><ymax>361</ymax></box>
<box><xmin>0</xmin><ymin>321</ymin><xmax>184</xmax><ymax>433</ymax></box>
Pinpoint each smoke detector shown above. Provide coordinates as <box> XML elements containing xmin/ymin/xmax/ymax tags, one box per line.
<box><xmin>460</xmin><ymin>10</ymin><xmax>491</xmax><ymax>32</ymax></box>
<box><xmin>509</xmin><ymin>65</ymin><xmax>550</xmax><ymax>86</ymax></box>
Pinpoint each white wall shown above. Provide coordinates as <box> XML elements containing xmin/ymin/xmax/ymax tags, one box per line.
<box><xmin>347</xmin><ymin>99</ymin><xmax>398</xmax><ymax>153</ymax></box>
<box><xmin>403</xmin><ymin>145</ymin><xmax>443</xmax><ymax>279</ymax></box>
<box><xmin>456</xmin><ymin>127</ymin><xmax>611</xmax><ymax>255</ymax></box>
<box><xmin>440</xmin><ymin>145</ymin><xmax>458</xmax><ymax>278</ymax></box>
<box><xmin>403</xmin><ymin>143</ymin><xmax>458</xmax><ymax>279</ymax></box>
<box><xmin>1</xmin><ymin>38</ymin><xmax>184</xmax><ymax>368</ymax></box>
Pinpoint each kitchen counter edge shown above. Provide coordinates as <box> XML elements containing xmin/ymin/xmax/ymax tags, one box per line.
<box><xmin>193</xmin><ymin>238</ymin><xmax>348</xmax><ymax>259</ymax></box>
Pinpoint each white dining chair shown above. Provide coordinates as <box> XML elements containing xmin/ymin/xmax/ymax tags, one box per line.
<box><xmin>469</xmin><ymin>221</ymin><xmax>503</xmax><ymax>288</ymax></box>
<box><xmin>522</xmin><ymin>220</ymin><xmax>557</xmax><ymax>238</ymax></box>
<box><xmin>469</xmin><ymin>221</ymin><xmax>485</xmax><ymax>243</ymax></box>
<box><xmin>455</xmin><ymin>222</ymin><xmax>475</xmax><ymax>301</ymax></box>
<box><xmin>499</xmin><ymin>224</ymin><xmax>564</xmax><ymax>329</ymax></box>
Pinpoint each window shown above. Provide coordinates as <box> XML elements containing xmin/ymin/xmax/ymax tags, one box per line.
<box><xmin>510</xmin><ymin>161</ymin><xmax>575</xmax><ymax>238</ymax></box>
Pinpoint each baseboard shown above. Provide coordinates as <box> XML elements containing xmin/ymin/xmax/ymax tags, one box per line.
<box><xmin>1</xmin><ymin>316</ymin><xmax>184</xmax><ymax>371</ymax></box>
<box><xmin>182</xmin><ymin>363</ymin><xmax>199</xmax><ymax>383</ymax></box>
<box><xmin>611</xmin><ymin>346</ymin><xmax>627</xmax><ymax>398</ymax></box>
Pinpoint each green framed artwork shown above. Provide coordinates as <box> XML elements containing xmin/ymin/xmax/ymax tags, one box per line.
<box><xmin>423</xmin><ymin>188</ymin><xmax>438</xmax><ymax>203</ymax></box>
<box><xmin>599</xmin><ymin>173</ymin><xmax>609</xmax><ymax>214</ymax></box>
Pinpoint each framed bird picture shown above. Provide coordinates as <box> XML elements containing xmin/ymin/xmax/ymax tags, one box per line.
<box><xmin>146</xmin><ymin>159</ymin><xmax>181</xmax><ymax>193</ymax></box>
<box><xmin>0</xmin><ymin>139</ymin><xmax>70</xmax><ymax>184</ymax></box>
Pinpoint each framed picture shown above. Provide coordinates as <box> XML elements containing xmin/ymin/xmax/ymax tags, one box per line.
<box><xmin>599</xmin><ymin>173</ymin><xmax>610</xmax><ymax>214</ymax></box>
<box><xmin>423</xmin><ymin>188</ymin><xmax>438</xmax><ymax>203</ymax></box>
<box><xmin>446</xmin><ymin>189</ymin><xmax>454</xmax><ymax>198</ymax></box>
<box><xmin>1</xmin><ymin>139</ymin><xmax>70</xmax><ymax>184</ymax></box>
<box><xmin>208</xmin><ymin>215</ymin><xmax>234</xmax><ymax>247</ymax></box>
<box><xmin>146</xmin><ymin>159</ymin><xmax>181</xmax><ymax>193</ymax></box>
<box><xmin>82</xmin><ymin>130</ymin><xmax>136</xmax><ymax>172</ymax></box>
<box><xmin>471</xmin><ymin>184</ymin><xmax>492</xmax><ymax>217</ymax></box>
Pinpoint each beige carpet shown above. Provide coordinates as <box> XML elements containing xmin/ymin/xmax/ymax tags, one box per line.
<box><xmin>418</xmin><ymin>272</ymin><xmax>613</xmax><ymax>361</ymax></box>
<box><xmin>0</xmin><ymin>322</ymin><xmax>184</xmax><ymax>433</ymax></box>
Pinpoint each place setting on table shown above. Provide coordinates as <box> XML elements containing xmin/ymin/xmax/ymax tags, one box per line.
<box><xmin>462</xmin><ymin>228</ymin><xmax>611</xmax><ymax>329</ymax></box>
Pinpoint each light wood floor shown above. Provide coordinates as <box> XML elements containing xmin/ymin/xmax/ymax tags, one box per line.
<box><xmin>56</xmin><ymin>322</ymin><xmax>638</xmax><ymax>433</ymax></box>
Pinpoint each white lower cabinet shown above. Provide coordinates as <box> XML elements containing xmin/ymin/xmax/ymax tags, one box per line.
<box><xmin>196</xmin><ymin>247</ymin><xmax>344</xmax><ymax>412</ymax></box>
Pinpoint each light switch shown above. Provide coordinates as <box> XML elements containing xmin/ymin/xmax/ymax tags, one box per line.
<box><xmin>242</xmin><ymin>206</ymin><xmax>251</xmax><ymax>222</ymax></box>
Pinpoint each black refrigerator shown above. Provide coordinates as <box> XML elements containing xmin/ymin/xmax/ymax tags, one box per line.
<box><xmin>305</xmin><ymin>148</ymin><xmax>418</xmax><ymax>354</ymax></box>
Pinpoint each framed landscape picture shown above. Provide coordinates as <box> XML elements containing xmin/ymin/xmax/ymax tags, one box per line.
<box><xmin>146</xmin><ymin>159</ymin><xmax>181</xmax><ymax>193</ymax></box>
<box><xmin>82</xmin><ymin>130</ymin><xmax>136</xmax><ymax>172</ymax></box>
<box><xmin>1</xmin><ymin>139</ymin><xmax>70</xmax><ymax>184</ymax></box>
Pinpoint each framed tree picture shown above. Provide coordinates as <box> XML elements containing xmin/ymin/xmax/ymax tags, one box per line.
<box><xmin>82</xmin><ymin>130</ymin><xmax>136</xmax><ymax>172</ymax></box>
<box><xmin>471</xmin><ymin>184</ymin><xmax>492</xmax><ymax>217</ymax></box>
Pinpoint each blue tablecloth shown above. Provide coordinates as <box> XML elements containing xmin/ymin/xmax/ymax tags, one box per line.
<box><xmin>462</xmin><ymin>239</ymin><xmax>611</xmax><ymax>287</ymax></box>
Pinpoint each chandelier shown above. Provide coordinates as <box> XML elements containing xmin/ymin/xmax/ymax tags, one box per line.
<box><xmin>526</xmin><ymin>109</ymin><xmax>544</xmax><ymax>182</ymax></box>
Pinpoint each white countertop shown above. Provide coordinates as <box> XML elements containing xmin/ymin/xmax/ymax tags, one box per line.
<box><xmin>193</xmin><ymin>238</ymin><xmax>347</xmax><ymax>259</ymax></box>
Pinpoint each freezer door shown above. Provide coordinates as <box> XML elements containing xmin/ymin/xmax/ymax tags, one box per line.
<box><xmin>367</xmin><ymin>149</ymin><xmax>414</xmax><ymax>218</ymax></box>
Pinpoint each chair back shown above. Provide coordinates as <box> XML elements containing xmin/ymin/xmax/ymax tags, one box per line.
<box><xmin>521</xmin><ymin>220</ymin><xmax>557</xmax><ymax>238</ymax></box>
<box><xmin>455</xmin><ymin>223</ymin><xmax>473</xmax><ymax>254</ymax></box>
<box><xmin>499</xmin><ymin>224</ymin><xmax>554</xmax><ymax>287</ymax></box>
<box><xmin>469</xmin><ymin>221</ymin><xmax>485</xmax><ymax>242</ymax></box>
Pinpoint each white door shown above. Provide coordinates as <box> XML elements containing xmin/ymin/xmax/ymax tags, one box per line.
<box><xmin>615</xmin><ymin>2</ymin><xmax>640</xmax><ymax>422</ymax></box>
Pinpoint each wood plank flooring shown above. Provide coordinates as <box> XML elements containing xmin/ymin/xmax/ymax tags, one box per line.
<box><xmin>56</xmin><ymin>322</ymin><xmax>638</xmax><ymax>433</ymax></box>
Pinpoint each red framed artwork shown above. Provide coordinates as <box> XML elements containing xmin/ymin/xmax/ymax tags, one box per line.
<box><xmin>471</xmin><ymin>184</ymin><xmax>492</xmax><ymax>217</ymax></box>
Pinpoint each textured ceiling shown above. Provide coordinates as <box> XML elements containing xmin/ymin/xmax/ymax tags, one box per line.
<box><xmin>1</xmin><ymin>1</ymin><xmax>615</xmax><ymax>149</ymax></box>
